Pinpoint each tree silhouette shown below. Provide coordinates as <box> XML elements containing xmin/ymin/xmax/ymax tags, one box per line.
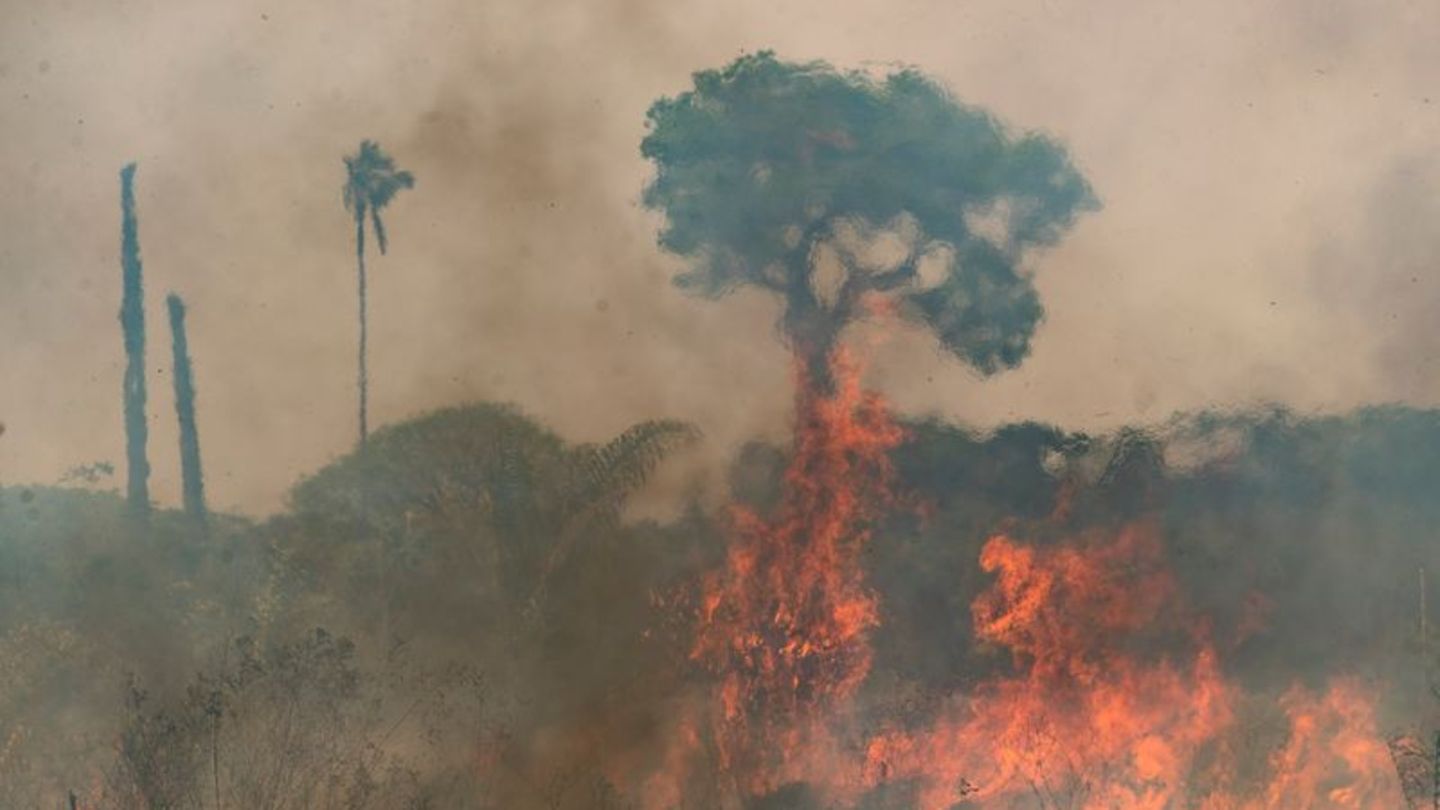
<box><xmin>342</xmin><ymin>140</ymin><xmax>414</xmax><ymax>446</ymax></box>
<box><xmin>166</xmin><ymin>293</ymin><xmax>206</xmax><ymax>528</ymax></box>
<box><xmin>285</xmin><ymin>403</ymin><xmax>699</xmax><ymax>632</ymax></box>
<box><xmin>641</xmin><ymin>52</ymin><xmax>1098</xmax><ymax>388</ymax></box>
<box><xmin>119</xmin><ymin>163</ymin><xmax>150</xmax><ymax>517</ymax></box>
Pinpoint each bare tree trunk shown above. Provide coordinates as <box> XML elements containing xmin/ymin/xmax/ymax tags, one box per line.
<box><xmin>355</xmin><ymin>214</ymin><xmax>390</xmax><ymax>642</ymax></box>
<box><xmin>167</xmin><ymin>293</ymin><xmax>208</xmax><ymax>530</ymax></box>
<box><xmin>119</xmin><ymin>163</ymin><xmax>150</xmax><ymax>519</ymax></box>
<box><xmin>356</xmin><ymin>215</ymin><xmax>369</xmax><ymax>447</ymax></box>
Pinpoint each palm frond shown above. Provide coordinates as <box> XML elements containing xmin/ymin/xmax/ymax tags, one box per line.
<box><xmin>569</xmin><ymin>420</ymin><xmax>701</xmax><ymax>518</ymax></box>
<box><xmin>371</xmin><ymin>170</ymin><xmax>415</xmax><ymax>211</ymax></box>
<box><xmin>342</xmin><ymin>169</ymin><xmax>356</xmax><ymax>213</ymax></box>
<box><xmin>342</xmin><ymin>140</ymin><xmax>413</xmax><ymax>230</ymax></box>
<box><xmin>371</xmin><ymin>208</ymin><xmax>389</xmax><ymax>255</ymax></box>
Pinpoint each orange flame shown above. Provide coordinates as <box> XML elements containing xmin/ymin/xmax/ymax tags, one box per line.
<box><xmin>1238</xmin><ymin>680</ymin><xmax>1405</xmax><ymax>809</ymax></box>
<box><xmin>644</xmin><ymin>351</ymin><xmax>1404</xmax><ymax>809</ymax></box>
<box><xmin>862</xmin><ymin>523</ymin><xmax>1404</xmax><ymax>808</ymax></box>
<box><xmin>865</xmin><ymin>524</ymin><xmax>1237</xmax><ymax>809</ymax></box>
<box><xmin>686</xmin><ymin>348</ymin><xmax>903</xmax><ymax>794</ymax></box>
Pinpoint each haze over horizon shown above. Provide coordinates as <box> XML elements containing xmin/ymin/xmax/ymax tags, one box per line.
<box><xmin>2</xmin><ymin>0</ymin><xmax>1438</xmax><ymax>515</ymax></box>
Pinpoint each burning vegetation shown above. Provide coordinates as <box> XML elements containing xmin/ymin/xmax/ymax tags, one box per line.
<box><xmin>3</xmin><ymin>51</ymin><xmax>1438</xmax><ymax>810</ymax></box>
<box><xmin>625</xmin><ymin>52</ymin><xmax>1422</xmax><ymax>808</ymax></box>
<box><xmin>633</xmin><ymin>349</ymin><xmax>1416</xmax><ymax>809</ymax></box>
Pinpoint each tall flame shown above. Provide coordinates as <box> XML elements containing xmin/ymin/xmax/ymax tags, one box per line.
<box><xmin>688</xmin><ymin>348</ymin><xmax>902</xmax><ymax>794</ymax></box>
<box><xmin>644</xmin><ymin>351</ymin><xmax>1406</xmax><ymax>809</ymax></box>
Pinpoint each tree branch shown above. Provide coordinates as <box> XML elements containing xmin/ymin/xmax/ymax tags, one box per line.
<box><xmin>867</xmin><ymin>252</ymin><xmax>920</xmax><ymax>292</ymax></box>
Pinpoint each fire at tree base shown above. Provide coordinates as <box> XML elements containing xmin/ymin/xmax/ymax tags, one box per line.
<box><xmin>626</xmin><ymin>351</ymin><xmax>1414</xmax><ymax>810</ymax></box>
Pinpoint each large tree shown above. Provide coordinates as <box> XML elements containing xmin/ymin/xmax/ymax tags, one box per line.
<box><xmin>342</xmin><ymin>140</ymin><xmax>414</xmax><ymax>446</ymax></box>
<box><xmin>641</xmin><ymin>52</ymin><xmax>1098</xmax><ymax>388</ymax></box>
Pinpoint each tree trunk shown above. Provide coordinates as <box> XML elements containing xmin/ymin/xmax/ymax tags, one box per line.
<box><xmin>782</xmin><ymin>267</ymin><xmax>844</xmax><ymax>396</ymax></box>
<box><xmin>119</xmin><ymin>163</ymin><xmax>150</xmax><ymax>519</ymax></box>
<box><xmin>356</xmin><ymin>215</ymin><xmax>368</xmax><ymax>446</ymax></box>
<box><xmin>355</xmin><ymin>214</ymin><xmax>388</xmax><ymax>640</ymax></box>
<box><xmin>167</xmin><ymin>293</ymin><xmax>207</xmax><ymax>530</ymax></box>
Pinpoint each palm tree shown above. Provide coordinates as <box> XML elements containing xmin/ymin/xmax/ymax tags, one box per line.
<box><xmin>343</xmin><ymin>140</ymin><xmax>414</xmax><ymax>446</ymax></box>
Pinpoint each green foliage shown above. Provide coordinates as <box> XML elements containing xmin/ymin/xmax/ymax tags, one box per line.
<box><xmin>272</xmin><ymin>404</ymin><xmax>707</xmax><ymax>809</ymax></box>
<box><xmin>642</xmin><ymin>52</ymin><xmax>1098</xmax><ymax>373</ymax></box>
<box><xmin>572</xmin><ymin>419</ymin><xmax>701</xmax><ymax>522</ymax></box>
<box><xmin>0</xmin><ymin>487</ymin><xmax>254</xmax><ymax>647</ymax></box>
<box><xmin>293</xmin><ymin>404</ymin><xmax>696</xmax><ymax>532</ymax></box>
<box><xmin>11</xmin><ymin>396</ymin><xmax>1440</xmax><ymax>806</ymax></box>
<box><xmin>343</xmin><ymin>140</ymin><xmax>414</xmax><ymax>255</ymax></box>
<box><xmin>0</xmin><ymin>488</ymin><xmax>258</xmax><ymax>806</ymax></box>
<box><xmin>283</xmin><ymin>404</ymin><xmax>699</xmax><ymax>627</ymax></box>
<box><xmin>1159</xmin><ymin>406</ymin><xmax>1440</xmax><ymax>685</ymax></box>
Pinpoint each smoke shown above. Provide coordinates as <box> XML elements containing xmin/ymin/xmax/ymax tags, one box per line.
<box><xmin>0</xmin><ymin>0</ymin><xmax>1437</xmax><ymax>516</ymax></box>
<box><xmin>3</xmin><ymin>3</ymin><xmax>1440</xmax><ymax>807</ymax></box>
<box><xmin>1309</xmin><ymin>157</ymin><xmax>1440</xmax><ymax>402</ymax></box>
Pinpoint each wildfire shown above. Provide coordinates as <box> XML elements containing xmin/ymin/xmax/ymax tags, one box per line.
<box><xmin>864</xmin><ymin>525</ymin><xmax>1236</xmax><ymax>809</ymax></box>
<box><xmin>1240</xmin><ymin>681</ymin><xmax>1405</xmax><ymax>809</ymax></box>
<box><xmin>687</xmin><ymin>348</ymin><xmax>903</xmax><ymax>794</ymax></box>
<box><xmin>864</xmin><ymin>527</ymin><xmax>1403</xmax><ymax>809</ymax></box>
<box><xmin>648</xmin><ymin>351</ymin><xmax>1406</xmax><ymax>809</ymax></box>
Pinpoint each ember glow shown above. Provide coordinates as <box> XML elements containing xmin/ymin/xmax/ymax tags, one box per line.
<box><xmin>646</xmin><ymin>351</ymin><xmax>1407</xmax><ymax>809</ymax></box>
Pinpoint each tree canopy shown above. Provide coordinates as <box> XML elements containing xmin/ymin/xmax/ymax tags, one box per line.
<box><xmin>641</xmin><ymin>52</ymin><xmax>1098</xmax><ymax>376</ymax></box>
<box><xmin>342</xmin><ymin>140</ymin><xmax>414</xmax><ymax>255</ymax></box>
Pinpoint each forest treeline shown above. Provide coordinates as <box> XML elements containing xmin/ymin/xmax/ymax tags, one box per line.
<box><xmin>2</xmin><ymin>400</ymin><xmax>1439</xmax><ymax>808</ymax></box>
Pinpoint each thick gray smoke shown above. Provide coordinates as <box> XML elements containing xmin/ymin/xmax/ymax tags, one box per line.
<box><xmin>2</xmin><ymin>1</ymin><xmax>1440</xmax><ymax>807</ymax></box>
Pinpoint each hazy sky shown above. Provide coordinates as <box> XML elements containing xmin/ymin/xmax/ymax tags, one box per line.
<box><xmin>1</xmin><ymin>0</ymin><xmax>1437</xmax><ymax>515</ymax></box>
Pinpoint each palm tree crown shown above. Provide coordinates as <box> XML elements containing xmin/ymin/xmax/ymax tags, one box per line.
<box><xmin>343</xmin><ymin>140</ymin><xmax>414</xmax><ymax>254</ymax></box>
